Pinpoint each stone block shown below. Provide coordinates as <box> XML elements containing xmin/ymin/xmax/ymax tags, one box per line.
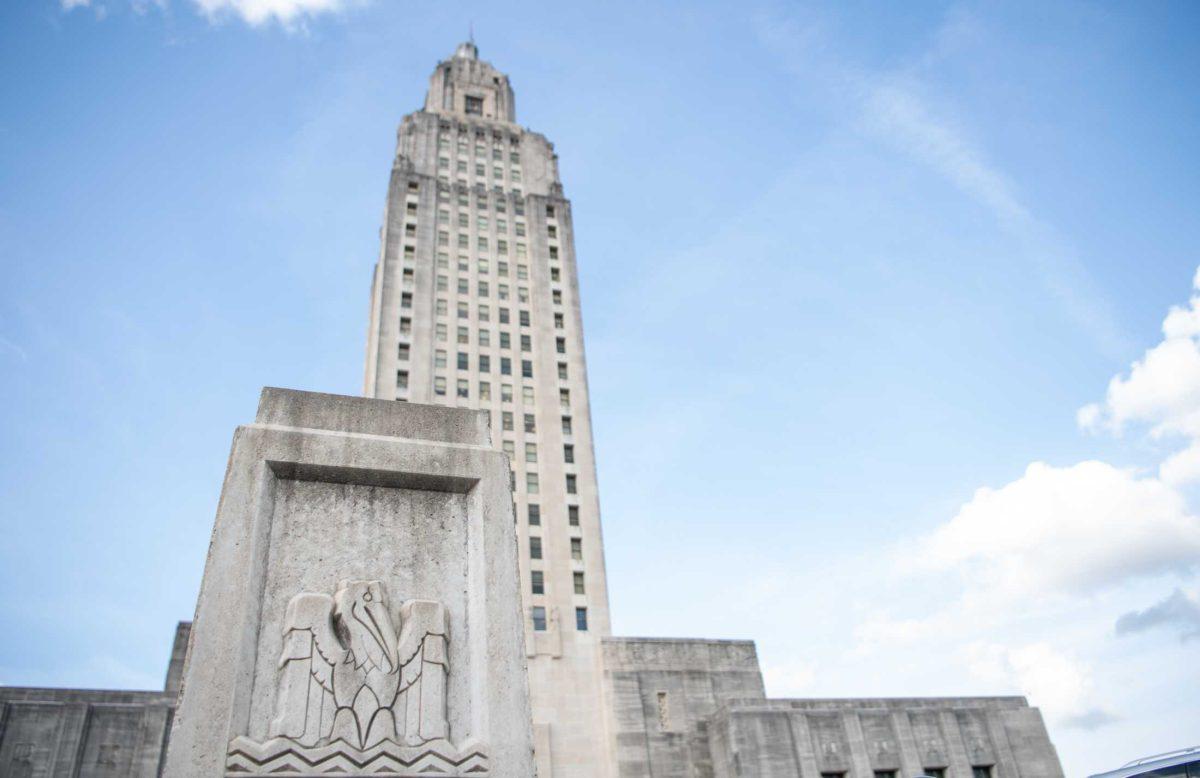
<box><xmin>163</xmin><ymin>389</ymin><xmax>534</xmax><ymax>777</ymax></box>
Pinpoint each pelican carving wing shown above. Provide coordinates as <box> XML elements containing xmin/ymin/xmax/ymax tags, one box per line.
<box><xmin>393</xmin><ymin>600</ymin><xmax>450</xmax><ymax>744</ymax></box>
<box><xmin>268</xmin><ymin>592</ymin><xmax>342</xmax><ymax>746</ymax></box>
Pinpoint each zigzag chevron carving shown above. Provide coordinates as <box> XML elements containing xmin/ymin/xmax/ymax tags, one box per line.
<box><xmin>225</xmin><ymin>735</ymin><xmax>490</xmax><ymax>776</ymax></box>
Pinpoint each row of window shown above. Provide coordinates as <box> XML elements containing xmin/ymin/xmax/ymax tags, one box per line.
<box><xmin>530</xmin><ymin>570</ymin><xmax>586</xmax><ymax>596</ymax></box>
<box><xmin>512</xmin><ymin>471</ymin><xmax>579</xmax><ymax>496</ymax></box>
<box><xmin>437</xmin><ymin>157</ymin><xmax>522</xmax><ymax>183</ymax></box>
<box><xmin>527</xmin><ymin>503</ymin><xmax>580</xmax><ymax>527</ymax></box>
<box><xmin>530</xmin><ymin>605</ymin><xmax>588</xmax><ymax>632</ymax></box>
<box><xmin>823</xmin><ymin>768</ymin><xmax>991</xmax><ymax>778</ymax></box>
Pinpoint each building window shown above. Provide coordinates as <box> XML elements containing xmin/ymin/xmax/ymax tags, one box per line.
<box><xmin>517</xmin><ymin>265</ymin><xmax>529</xmax><ymax>281</ymax></box>
<box><xmin>520</xmin><ymin>334</ymin><xmax>532</xmax><ymax>352</ymax></box>
<box><xmin>437</xmin><ymin>274</ymin><xmax>449</xmax><ymax>292</ymax></box>
<box><xmin>479</xmin><ymin>381</ymin><xmax>491</xmax><ymax>400</ymax></box>
<box><xmin>435</xmin><ymin>349</ymin><xmax>447</xmax><ymax>368</ymax></box>
<box><xmin>549</xmin><ymin>245</ymin><xmax>559</xmax><ymax>260</ymax></box>
<box><xmin>478</xmin><ymin>304</ymin><xmax>490</xmax><ymax>322</ymax></box>
<box><xmin>552</xmin><ymin>289</ymin><xmax>562</xmax><ymax>305</ymax></box>
<box><xmin>530</xmin><ymin>536</ymin><xmax>542</xmax><ymax>559</ymax></box>
<box><xmin>531</xmin><ymin>570</ymin><xmax>544</xmax><ymax>595</ymax></box>
<box><xmin>500</xmin><ymin>332</ymin><xmax>511</xmax><ymax>349</ymax></box>
<box><xmin>401</xmin><ymin>292</ymin><xmax>413</xmax><ymax>309</ymax></box>
<box><xmin>502</xmin><ymin>411</ymin><xmax>514</xmax><ymax>431</ymax></box>
<box><xmin>575</xmin><ymin>607</ymin><xmax>588</xmax><ymax>631</ymax></box>
<box><xmin>525</xmin><ymin>443</ymin><xmax>537</xmax><ymax>463</ymax></box>
<box><xmin>923</xmin><ymin>770</ymin><xmax>945</xmax><ymax>778</ymax></box>
<box><xmin>465</xmin><ymin>95</ymin><xmax>483</xmax><ymax>115</ymax></box>
<box><xmin>531</xmin><ymin>606</ymin><xmax>547</xmax><ymax>631</ymax></box>
<box><xmin>564</xmin><ymin>444</ymin><xmax>574</xmax><ymax>464</ymax></box>
<box><xmin>522</xmin><ymin>360</ymin><xmax>533</xmax><ymax>378</ymax></box>
<box><xmin>498</xmin><ymin>284</ymin><xmax>510</xmax><ymax>300</ymax></box>
<box><xmin>528</xmin><ymin>503</ymin><xmax>540</xmax><ymax>525</ymax></box>
<box><xmin>457</xmin><ymin>278</ymin><xmax>468</xmax><ymax>294</ymax></box>
<box><xmin>874</xmin><ymin>772</ymin><xmax>897</xmax><ymax>778</ymax></box>
<box><xmin>568</xmin><ymin>505</ymin><xmax>579</xmax><ymax>526</ymax></box>
<box><xmin>479</xmin><ymin>355</ymin><xmax>491</xmax><ymax>372</ymax></box>
<box><xmin>524</xmin><ymin>414</ymin><xmax>536</xmax><ymax>433</ymax></box>
<box><xmin>436</xmin><ymin>299</ymin><xmax>448</xmax><ymax>315</ymax></box>
<box><xmin>526</xmin><ymin>472</ymin><xmax>539</xmax><ymax>494</ymax></box>
<box><xmin>457</xmin><ymin>326</ymin><xmax>469</xmax><ymax>344</ymax></box>
<box><xmin>501</xmin><ymin>357</ymin><xmax>512</xmax><ymax>376</ymax></box>
<box><xmin>562</xmin><ymin>416</ymin><xmax>572</xmax><ymax>435</ymax></box>
<box><xmin>519</xmin><ymin>310</ymin><xmax>531</xmax><ymax>327</ymax></box>
<box><xmin>972</xmin><ymin>768</ymin><xmax>993</xmax><ymax>778</ymax></box>
<box><xmin>434</xmin><ymin>377</ymin><xmax>446</xmax><ymax>396</ymax></box>
<box><xmin>557</xmin><ymin>362</ymin><xmax>568</xmax><ymax>380</ymax></box>
<box><xmin>556</xmin><ymin>337</ymin><xmax>566</xmax><ymax>354</ymax></box>
<box><xmin>522</xmin><ymin>386</ymin><xmax>535</xmax><ymax>403</ymax></box>
<box><xmin>457</xmin><ymin>302</ymin><xmax>469</xmax><ymax>319</ymax></box>
<box><xmin>570</xmin><ymin>538</ymin><xmax>582</xmax><ymax>560</ymax></box>
<box><xmin>397</xmin><ymin>343</ymin><xmax>410</xmax><ymax>361</ymax></box>
<box><xmin>502</xmin><ymin>384</ymin><xmax>513</xmax><ymax>402</ymax></box>
<box><xmin>478</xmin><ymin>281</ymin><xmax>489</xmax><ymax>297</ymax></box>
<box><xmin>559</xmin><ymin>388</ymin><xmax>570</xmax><ymax>409</ymax></box>
<box><xmin>479</xmin><ymin>330</ymin><xmax>491</xmax><ymax>347</ymax></box>
<box><xmin>573</xmin><ymin>571</ymin><xmax>585</xmax><ymax>594</ymax></box>
<box><xmin>457</xmin><ymin>352</ymin><xmax>469</xmax><ymax>370</ymax></box>
<box><xmin>396</xmin><ymin>370</ymin><xmax>408</xmax><ymax>390</ymax></box>
<box><xmin>554</xmin><ymin>313</ymin><xmax>564</xmax><ymax>329</ymax></box>
<box><xmin>434</xmin><ymin>322</ymin><xmax>446</xmax><ymax>341</ymax></box>
<box><xmin>566</xmin><ymin>474</ymin><xmax>577</xmax><ymax>494</ymax></box>
<box><xmin>500</xmin><ymin>308</ymin><xmax>510</xmax><ymax>324</ymax></box>
<box><xmin>456</xmin><ymin>379</ymin><xmax>469</xmax><ymax>398</ymax></box>
<box><xmin>550</xmin><ymin>267</ymin><xmax>560</xmax><ymax>282</ymax></box>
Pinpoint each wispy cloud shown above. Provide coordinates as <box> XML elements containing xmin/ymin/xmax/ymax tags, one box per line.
<box><xmin>755</xmin><ymin>7</ymin><xmax>1130</xmax><ymax>358</ymax></box>
<box><xmin>0</xmin><ymin>335</ymin><xmax>27</xmax><ymax>363</ymax></box>
<box><xmin>191</xmin><ymin>0</ymin><xmax>364</xmax><ymax>27</ymax></box>
<box><xmin>60</xmin><ymin>0</ymin><xmax>367</xmax><ymax>28</ymax></box>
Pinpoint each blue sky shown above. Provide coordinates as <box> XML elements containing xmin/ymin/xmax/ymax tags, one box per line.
<box><xmin>2</xmin><ymin>1</ymin><xmax>1199</xmax><ymax>774</ymax></box>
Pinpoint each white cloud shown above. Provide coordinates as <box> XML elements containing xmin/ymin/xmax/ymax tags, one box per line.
<box><xmin>1160</xmin><ymin>441</ymin><xmax>1200</xmax><ymax>486</ymax></box>
<box><xmin>189</xmin><ymin>0</ymin><xmax>360</xmax><ymax>26</ymax></box>
<box><xmin>966</xmin><ymin>642</ymin><xmax>1114</xmax><ymax>728</ymax></box>
<box><xmin>61</xmin><ymin>0</ymin><xmax>92</xmax><ymax>9</ymax></box>
<box><xmin>1082</xmin><ymin>267</ymin><xmax>1200</xmax><ymax>438</ymax></box>
<box><xmin>920</xmin><ymin>460</ymin><xmax>1200</xmax><ymax>596</ymax></box>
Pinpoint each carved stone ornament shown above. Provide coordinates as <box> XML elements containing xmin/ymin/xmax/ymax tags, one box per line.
<box><xmin>226</xmin><ymin>580</ymin><xmax>489</xmax><ymax>776</ymax></box>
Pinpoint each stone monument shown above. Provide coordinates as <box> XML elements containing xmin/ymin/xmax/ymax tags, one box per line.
<box><xmin>162</xmin><ymin>388</ymin><xmax>534</xmax><ymax>777</ymax></box>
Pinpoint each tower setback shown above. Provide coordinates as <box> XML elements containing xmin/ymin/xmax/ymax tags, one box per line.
<box><xmin>362</xmin><ymin>42</ymin><xmax>614</xmax><ymax>777</ymax></box>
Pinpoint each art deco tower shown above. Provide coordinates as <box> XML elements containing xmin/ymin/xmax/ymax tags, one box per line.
<box><xmin>364</xmin><ymin>42</ymin><xmax>612</xmax><ymax>777</ymax></box>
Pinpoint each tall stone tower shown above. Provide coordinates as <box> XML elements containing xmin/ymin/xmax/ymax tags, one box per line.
<box><xmin>363</xmin><ymin>42</ymin><xmax>612</xmax><ymax>777</ymax></box>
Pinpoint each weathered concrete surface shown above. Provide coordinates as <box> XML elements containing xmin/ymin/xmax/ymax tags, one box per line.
<box><xmin>163</xmin><ymin>388</ymin><xmax>534</xmax><ymax>777</ymax></box>
<box><xmin>708</xmin><ymin>697</ymin><xmax>1065</xmax><ymax>778</ymax></box>
<box><xmin>0</xmin><ymin>622</ymin><xmax>188</xmax><ymax>778</ymax></box>
<box><xmin>600</xmin><ymin>637</ymin><xmax>767</xmax><ymax>778</ymax></box>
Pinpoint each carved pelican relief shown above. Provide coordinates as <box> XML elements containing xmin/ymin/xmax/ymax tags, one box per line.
<box><xmin>267</xmin><ymin>580</ymin><xmax>450</xmax><ymax>750</ymax></box>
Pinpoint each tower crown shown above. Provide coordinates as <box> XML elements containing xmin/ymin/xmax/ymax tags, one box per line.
<box><xmin>424</xmin><ymin>42</ymin><xmax>516</xmax><ymax>123</ymax></box>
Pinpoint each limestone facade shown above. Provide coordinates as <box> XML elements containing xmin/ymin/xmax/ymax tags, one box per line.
<box><xmin>361</xmin><ymin>42</ymin><xmax>613</xmax><ymax>778</ymax></box>
<box><xmin>601</xmin><ymin>638</ymin><xmax>1064</xmax><ymax>778</ymax></box>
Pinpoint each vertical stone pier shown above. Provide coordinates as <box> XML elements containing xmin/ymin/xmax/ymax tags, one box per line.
<box><xmin>163</xmin><ymin>388</ymin><xmax>534</xmax><ymax>777</ymax></box>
